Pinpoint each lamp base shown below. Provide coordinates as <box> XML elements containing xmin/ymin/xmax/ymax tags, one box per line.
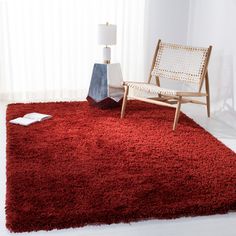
<box><xmin>104</xmin><ymin>60</ymin><xmax>110</xmax><ymax>64</ymax></box>
<box><xmin>103</xmin><ymin>46</ymin><xmax>111</xmax><ymax>64</ymax></box>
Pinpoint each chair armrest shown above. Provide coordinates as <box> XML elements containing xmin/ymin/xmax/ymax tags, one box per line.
<box><xmin>176</xmin><ymin>92</ymin><xmax>207</xmax><ymax>97</ymax></box>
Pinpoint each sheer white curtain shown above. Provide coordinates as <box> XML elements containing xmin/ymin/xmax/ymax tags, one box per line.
<box><xmin>0</xmin><ymin>0</ymin><xmax>145</xmax><ymax>102</ymax></box>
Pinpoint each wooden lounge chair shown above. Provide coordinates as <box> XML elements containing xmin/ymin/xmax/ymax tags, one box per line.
<box><xmin>120</xmin><ymin>39</ymin><xmax>212</xmax><ymax>130</ymax></box>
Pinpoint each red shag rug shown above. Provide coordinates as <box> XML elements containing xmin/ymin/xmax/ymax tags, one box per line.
<box><xmin>6</xmin><ymin>101</ymin><xmax>236</xmax><ymax>232</ymax></box>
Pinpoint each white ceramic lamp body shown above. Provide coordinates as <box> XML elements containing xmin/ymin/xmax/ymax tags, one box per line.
<box><xmin>98</xmin><ymin>24</ymin><xmax>117</xmax><ymax>64</ymax></box>
<box><xmin>103</xmin><ymin>47</ymin><xmax>111</xmax><ymax>63</ymax></box>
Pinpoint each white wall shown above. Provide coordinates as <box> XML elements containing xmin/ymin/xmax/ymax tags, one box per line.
<box><xmin>187</xmin><ymin>0</ymin><xmax>236</xmax><ymax>128</ymax></box>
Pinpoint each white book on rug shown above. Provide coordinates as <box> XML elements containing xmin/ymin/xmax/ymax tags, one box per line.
<box><xmin>23</xmin><ymin>112</ymin><xmax>52</xmax><ymax>121</ymax></box>
<box><xmin>10</xmin><ymin>112</ymin><xmax>52</xmax><ymax>126</ymax></box>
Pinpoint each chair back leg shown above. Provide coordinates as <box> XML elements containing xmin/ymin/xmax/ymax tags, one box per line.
<box><xmin>121</xmin><ymin>86</ymin><xmax>129</xmax><ymax>118</ymax></box>
<box><xmin>205</xmin><ymin>72</ymin><xmax>210</xmax><ymax>117</ymax></box>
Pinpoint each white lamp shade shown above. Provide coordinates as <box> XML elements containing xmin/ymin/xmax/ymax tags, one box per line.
<box><xmin>98</xmin><ymin>24</ymin><xmax>117</xmax><ymax>45</ymax></box>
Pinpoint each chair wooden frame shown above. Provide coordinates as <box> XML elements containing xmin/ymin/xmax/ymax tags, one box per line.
<box><xmin>121</xmin><ymin>39</ymin><xmax>212</xmax><ymax>130</ymax></box>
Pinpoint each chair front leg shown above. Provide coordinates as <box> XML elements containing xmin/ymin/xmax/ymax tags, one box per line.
<box><xmin>121</xmin><ymin>85</ymin><xmax>129</xmax><ymax>118</ymax></box>
<box><xmin>173</xmin><ymin>96</ymin><xmax>182</xmax><ymax>130</ymax></box>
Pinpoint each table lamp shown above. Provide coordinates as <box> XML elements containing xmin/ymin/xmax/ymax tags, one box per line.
<box><xmin>98</xmin><ymin>22</ymin><xmax>117</xmax><ymax>64</ymax></box>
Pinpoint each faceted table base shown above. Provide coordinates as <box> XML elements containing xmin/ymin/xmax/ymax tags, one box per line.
<box><xmin>86</xmin><ymin>96</ymin><xmax>123</xmax><ymax>109</ymax></box>
<box><xmin>86</xmin><ymin>63</ymin><xmax>124</xmax><ymax>109</ymax></box>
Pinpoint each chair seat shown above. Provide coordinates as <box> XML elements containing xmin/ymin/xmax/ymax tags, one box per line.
<box><xmin>124</xmin><ymin>81</ymin><xmax>177</xmax><ymax>96</ymax></box>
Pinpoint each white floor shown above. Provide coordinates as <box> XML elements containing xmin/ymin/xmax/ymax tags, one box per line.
<box><xmin>0</xmin><ymin>102</ymin><xmax>236</xmax><ymax>236</ymax></box>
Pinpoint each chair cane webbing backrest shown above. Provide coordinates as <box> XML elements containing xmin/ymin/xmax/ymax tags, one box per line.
<box><xmin>151</xmin><ymin>42</ymin><xmax>210</xmax><ymax>85</ymax></box>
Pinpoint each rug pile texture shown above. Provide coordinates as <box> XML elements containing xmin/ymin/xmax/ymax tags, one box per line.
<box><xmin>6</xmin><ymin>101</ymin><xmax>236</xmax><ymax>232</ymax></box>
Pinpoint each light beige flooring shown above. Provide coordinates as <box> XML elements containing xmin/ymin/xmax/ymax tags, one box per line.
<box><xmin>0</xmin><ymin>101</ymin><xmax>235</xmax><ymax>236</ymax></box>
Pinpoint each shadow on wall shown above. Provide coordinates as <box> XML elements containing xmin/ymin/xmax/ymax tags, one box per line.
<box><xmin>210</xmin><ymin>51</ymin><xmax>236</xmax><ymax>131</ymax></box>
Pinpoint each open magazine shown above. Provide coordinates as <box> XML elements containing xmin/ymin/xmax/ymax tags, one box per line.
<box><xmin>10</xmin><ymin>112</ymin><xmax>52</xmax><ymax>126</ymax></box>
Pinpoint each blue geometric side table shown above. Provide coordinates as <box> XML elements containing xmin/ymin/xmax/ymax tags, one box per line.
<box><xmin>86</xmin><ymin>63</ymin><xmax>124</xmax><ymax>109</ymax></box>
